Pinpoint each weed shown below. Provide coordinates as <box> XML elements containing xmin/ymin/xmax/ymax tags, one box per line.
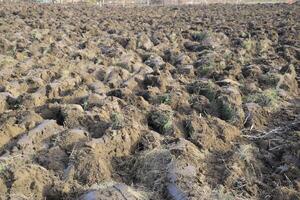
<box><xmin>257</xmin><ymin>38</ymin><xmax>271</xmax><ymax>53</ymax></box>
<box><xmin>184</xmin><ymin>120</ymin><xmax>194</xmax><ymax>138</ymax></box>
<box><xmin>242</xmin><ymin>39</ymin><xmax>255</xmax><ymax>52</ymax></box>
<box><xmin>115</xmin><ymin>60</ymin><xmax>130</xmax><ymax>70</ymax></box>
<box><xmin>216</xmin><ymin>99</ymin><xmax>236</xmax><ymax>122</ymax></box>
<box><xmin>237</xmin><ymin>144</ymin><xmax>256</xmax><ymax>164</ymax></box>
<box><xmin>189</xmin><ymin>95</ymin><xmax>210</xmax><ymax>113</ymax></box>
<box><xmin>224</xmin><ymin>50</ymin><xmax>232</xmax><ymax>62</ymax></box>
<box><xmin>198</xmin><ymin>59</ymin><xmax>215</xmax><ymax>76</ymax></box>
<box><xmin>0</xmin><ymin>55</ymin><xmax>16</xmax><ymax>68</ymax></box>
<box><xmin>110</xmin><ymin>112</ymin><xmax>124</xmax><ymax>130</ymax></box>
<box><xmin>246</xmin><ymin>89</ymin><xmax>279</xmax><ymax>108</ymax></box>
<box><xmin>189</xmin><ymin>80</ymin><xmax>217</xmax><ymax>102</ymax></box>
<box><xmin>157</xmin><ymin>93</ymin><xmax>171</xmax><ymax>105</ymax></box>
<box><xmin>201</xmin><ymin>81</ymin><xmax>217</xmax><ymax>101</ymax></box>
<box><xmin>211</xmin><ymin>98</ymin><xmax>236</xmax><ymax>122</ymax></box>
<box><xmin>7</xmin><ymin>96</ymin><xmax>22</xmax><ymax>109</ymax></box>
<box><xmin>148</xmin><ymin>110</ymin><xmax>173</xmax><ymax>134</ymax></box>
<box><xmin>31</xmin><ymin>29</ymin><xmax>42</xmax><ymax>41</ymax></box>
<box><xmin>42</xmin><ymin>46</ymin><xmax>52</xmax><ymax>55</ymax></box>
<box><xmin>259</xmin><ymin>73</ymin><xmax>281</xmax><ymax>87</ymax></box>
<box><xmin>81</xmin><ymin>99</ymin><xmax>89</xmax><ymax>110</ymax></box>
<box><xmin>212</xmin><ymin>186</ymin><xmax>236</xmax><ymax>200</ymax></box>
<box><xmin>0</xmin><ymin>163</ymin><xmax>6</xmax><ymax>175</ymax></box>
<box><xmin>192</xmin><ymin>31</ymin><xmax>208</xmax><ymax>42</ymax></box>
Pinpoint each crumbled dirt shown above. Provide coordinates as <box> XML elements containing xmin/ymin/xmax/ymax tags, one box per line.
<box><xmin>0</xmin><ymin>2</ymin><xmax>299</xmax><ymax>200</ymax></box>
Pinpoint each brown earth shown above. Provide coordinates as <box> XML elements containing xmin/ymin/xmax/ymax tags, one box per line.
<box><xmin>0</xmin><ymin>2</ymin><xmax>299</xmax><ymax>200</ymax></box>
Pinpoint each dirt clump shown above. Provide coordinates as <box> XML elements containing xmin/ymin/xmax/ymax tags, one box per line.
<box><xmin>0</xmin><ymin>2</ymin><xmax>299</xmax><ymax>199</ymax></box>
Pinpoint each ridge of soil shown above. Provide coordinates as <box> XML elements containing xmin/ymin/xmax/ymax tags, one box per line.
<box><xmin>0</xmin><ymin>2</ymin><xmax>299</xmax><ymax>200</ymax></box>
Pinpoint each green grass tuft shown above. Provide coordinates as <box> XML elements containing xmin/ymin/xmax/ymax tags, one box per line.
<box><xmin>246</xmin><ymin>89</ymin><xmax>279</xmax><ymax>108</ymax></box>
<box><xmin>189</xmin><ymin>80</ymin><xmax>217</xmax><ymax>102</ymax></box>
<box><xmin>259</xmin><ymin>73</ymin><xmax>281</xmax><ymax>87</ymax></box>
<box><xmin>148</xmin><ymin>110</ymin><xmax>173</xmax><ymax>134</ymax></box>
<box><xmin>216</xmin><ymin>99</ymin><xmax>236</xmax><ymax>122</ymax></box>
<box><xmin>111</xmin><ymin>112</ymin><xmax>124</xmax><ymax>130</ymax></box>
<box><xmin>192</xmin><ymin>31</ymin><xmax>209</xmax><ymax>42</ymax></box>
<box><xmin>158</xmin><ymin>93</ymin><xmax>171</xmax><ymax>105</ymax></box>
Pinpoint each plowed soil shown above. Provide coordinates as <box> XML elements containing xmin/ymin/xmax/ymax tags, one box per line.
<box><xmin>0</xmin><ymin>2</ymin><xmax>299</xmax><ymax>200</ymax></box>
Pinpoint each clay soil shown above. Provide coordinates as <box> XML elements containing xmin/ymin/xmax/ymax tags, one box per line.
<box><xmin>0</xmin><ymin>2</ymin><xmax>299</xmax><ymax>200</ymax></box>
